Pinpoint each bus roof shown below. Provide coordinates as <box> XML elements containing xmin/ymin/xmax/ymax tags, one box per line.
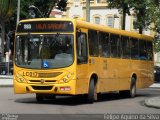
<box><xmin>75</xmin><ymin>19</ymin><xmax>153</xmax><ymax>41</ymax></box>
<box><xmin>18</xmin><ymin>18</ymin><xmax>153</xmax><ymax>41</ymax></box>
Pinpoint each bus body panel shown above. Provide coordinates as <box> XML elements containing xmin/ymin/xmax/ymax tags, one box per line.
<box><xmin>14</xmin><ymin>64</ymin><xmax>77</xmax><ymax>95</ymax></box>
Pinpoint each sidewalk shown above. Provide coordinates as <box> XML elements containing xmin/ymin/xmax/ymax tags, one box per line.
<box><xmin>144</xmin><ymin>83</ymin><xmax>160</xmax><ymax>109</ymax></box>
<box><xmin>145</xmin><ymin>97</ymin><xmax>160</xmax><ymax>109</ymax></box>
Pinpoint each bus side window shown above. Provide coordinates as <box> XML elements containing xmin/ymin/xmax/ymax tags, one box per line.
<box><xmin>130</xmin><ymin>38</ymin><xmax>139</xmax><ymax>59</ymax></box>
<box><xmin>110</xmin><ymin>34</ymin><xmax>120</xmax><ymax>58</ymax></box>
<box><xmin>139</xmin><ymin>40</ymin><xmax>147</xmax><ymax>60</ymax></box>
<box><xmin>146</xmin><ymin>41</ymin><xmax>153</xmax><ymax>61</ymax></box>
<box><xmin>88</xmin><ymin>30</ymin><xmax>99</xmax><ymax>57</ymax></box>
<box><xmin>121</xmin><ymin>36</ymin><xmax>130</xmax><ymax>59</ymax></box>
<box><xmin>76</xmin><ymin>32</ymin><xmax>88</xmax><ymax>64</ymax></box>
<box><xmin>99</xmin><ymin>32</ymin><xmax>110</xmax><ymax>57</ymax></box>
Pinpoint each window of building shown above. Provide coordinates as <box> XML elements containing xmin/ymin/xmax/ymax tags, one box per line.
<box><xmin>94</xmin><ymin>17</ymin><xmax>100</xmax><ymax>24</ymax></box>
<box><xmin>107</xmin><ymin>16</ymin><xmax>114</xmax><ymax>28</ymax></box>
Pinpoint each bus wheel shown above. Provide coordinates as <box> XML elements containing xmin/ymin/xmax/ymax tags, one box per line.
<box><xmin>129</xmin><ymin>77</ymin><xmax>136</xmax><ymax>98</ymax></box>
<box><xmin>87</xmin><ymin>78</ymin><xmax>97</xmax><ymax>103</ymax></box>
<box><xmin>120</xmin><ymin>77</ymin><xmax>136</xmax><ymax>98</ymax></box>
<box><xmin>36</xmin><ymin>94</ymin><xmax>44</xmax><ymax>102</ymax></box>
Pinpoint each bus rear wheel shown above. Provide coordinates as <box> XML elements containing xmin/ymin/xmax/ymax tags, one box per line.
<box><xmin>87</xmin><ymin>78</ymin><xmax>97</xmax><ymax>103</ymax></box>
<box><xmin>120</xmin><ymin>77</ymin><xmax>136</xmax><ymax>98</ymax></box>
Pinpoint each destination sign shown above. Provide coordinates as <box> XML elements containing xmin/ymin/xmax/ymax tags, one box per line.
<box><xmin>17</xmin><ymin>21</ymin><xmax>73</xmax><ymax>33</ymax></box>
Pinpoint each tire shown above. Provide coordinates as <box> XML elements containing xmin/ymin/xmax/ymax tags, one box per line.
<box><xmin>36</xmin><ymin>94</ymin><xmax>44</xmax><ymax>102</ymax></box>
<box><xmin>87</xmin><ymin>78</ymin><xmax>97</xmax><ymax>103</ymax></box>
<box><xmin>45</xmin><ymin>94</ymin><xmax>56</xmax><ymax>100</ymax></box>
<box><xmin>120</xmin><ymin>77</ymin><xmax>136</xmax><ymax>98</ymax></box>
<box><xmin>129</xmin><ymin>77</ymin><xmax>136</xmax><ymax>98</ymax></box>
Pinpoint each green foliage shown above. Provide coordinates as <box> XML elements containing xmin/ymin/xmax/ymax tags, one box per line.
<box><xmin>107</xmin><ymin>0</ymin><xmax>150</xmax><ymax>33</ymax></box>
<box><xmin>20</xmin><ymin>0</ymin><xmax>56</xmax><ymax>19</ymax></box>
<box><xmin>147</xmin><ymin>0</ymin><xmax>160</xmax><ymax>52</ymax></box>
<box><xmin>6</xmin><ymin>0</ymin><xmax>56</xmax><ymax>32</ymax></box>
<box><xmin>0</xmin><ymin>0</ymin><xmax>16</xmax><ymax>20</ymax></box>
<box><xmin>130</xmin><ymin>0</ymin><xmax>152</xmax><ymax>34</ymax></box>
<box><xmin>154</xmin><ymin>37</ymin><xmax>160</xmax><ymax>53</ymax></box>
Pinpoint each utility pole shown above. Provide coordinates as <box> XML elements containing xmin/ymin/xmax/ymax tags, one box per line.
<box><xmin>17</xmin><ymin>0</ymin><xmax>20</xmax><ymax>25</ymax></box>
<box><xmin>86</xmin><ymin>0</ymin><xmax>90</xmax><ymax>22</ymax></box>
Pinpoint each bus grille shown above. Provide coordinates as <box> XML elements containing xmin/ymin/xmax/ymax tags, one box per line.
<box><xmin>29</xmin><ymin>80</ymin><xmax>57</xmax><ymax>84</ymax></box>
<box><xmin>32</xmin><ymin>86</ymin><xmax>53</xmax><ymax>90</ymax></box>
<box><xmin>38</xmin><ymin>72</ymin><xmax>62</xmax><ymax>78</ymax></box>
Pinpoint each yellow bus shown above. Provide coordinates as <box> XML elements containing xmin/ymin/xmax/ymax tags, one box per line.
<box><xmin>14</xmin><ymin>18</ymin><xmax>154</xmax><ymax>103</ymax></box>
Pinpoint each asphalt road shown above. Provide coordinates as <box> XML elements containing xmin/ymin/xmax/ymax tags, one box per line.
<box><xmin>0</xmin><ymin>87</ymin><xmax>160</xmax><ymax>114</ymax></box>
<box><xmin>0</xmin><ymin>87</ymin><xmax>160</xmax><ymax>115</ymax></box>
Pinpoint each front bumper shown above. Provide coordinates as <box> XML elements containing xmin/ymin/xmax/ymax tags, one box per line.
<box><xmin>14</xmin><ymin>79</ymin><xmax>76</xmax><ymax>95</ymax></box>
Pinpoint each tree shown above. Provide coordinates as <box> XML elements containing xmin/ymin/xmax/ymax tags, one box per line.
<box><xmin>107</xmin><ymin>0</ymin><xmax>130</xmax><ymax>30</ymax></box>
<box><xmin>148</xmin><ymin>0</ymin><xmax>160</xmax><ymax>52</ymax></box>
<box><xmin>19</xmin><ymin>0</ymin><xmax>56</xmax><ymax>19</ymax></box>
<box><xmin>0</xmin><ymin>0</ymin><xmax>16</xmax><ymax>56</ymax></box>
<box><xmin>107</xmin><ymin>0</ymin><xmax>152</xmax><ymax>34</ymax></box>
<box><xmin>129</xmin><ymin>0</ymin><xmax>149</xmax><ymax>34</ymax></box>
<box><xmin>56</xmin><ymin>0</ymin><xmax>67</xmax><ymax>11</ymax></box>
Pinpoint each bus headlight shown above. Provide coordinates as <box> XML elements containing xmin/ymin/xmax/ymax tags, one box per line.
<box><xmin>15</xmin><ymin>74</ymin><xmax>26</xmax><ymax>83</ymax></box>
<box><xmin>59</xmin><ymin>72</ymin><xmax>74</xmax><ymax>83</ymax></box>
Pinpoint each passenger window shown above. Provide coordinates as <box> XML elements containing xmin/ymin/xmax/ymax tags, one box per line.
<box><xmin>88</xmin><ymin>30</ymin><xmax>99</xmax><ymax>57</ymax></box>
<box><xmin>146</xmin><ymin>41</ymin><xmax>153</xmax><ymax>61</ymax></box>
<box><xmin>76</xmin><ymin>32</ymin><xmax>88</xmax><ymax>63</ymax></box>
<box><xmin>110</xmin><ymin>34</ymin><xmax>120</xmax><ymax>58</ymax></box>
<box><xmin>121</xmin><ymin>36</ymin><xmax>130</xmax><ymax>59</ymax></box>
<box><xmin>130</xmin><ymin>38</ymin><xmax>139</xmax><ymax>59</ymax></box>
<box><xmin>99</xmin><ymin>32</ymin><xmax>110</xmax><ymax>57</ymax></box>
<box><xmin>139</xmin><ymin>40</ymin><xmax>147</xmax><ymax>60</ymax></box>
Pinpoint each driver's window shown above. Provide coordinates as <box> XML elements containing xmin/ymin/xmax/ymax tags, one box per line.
<box><xmin>76</xmin><ymin>32</ymin><xmax>87</xmax><ymax>63</ymax></box>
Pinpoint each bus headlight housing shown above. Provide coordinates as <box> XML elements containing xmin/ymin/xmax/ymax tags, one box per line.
<box><xmin>59</xmin><ymin>72</ymin><xmax>74</xmax><ymax>83</ymax></box>
<box><xmin>15</xmin><ymin>73</ymin><xmax>26</xmax><ymax>83</ymax></box>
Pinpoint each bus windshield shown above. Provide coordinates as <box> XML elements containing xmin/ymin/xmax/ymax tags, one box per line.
<box><xmin>15</xmin><ymin>34</ymin><xmax>74</xmax><ymax>69</ymax></box>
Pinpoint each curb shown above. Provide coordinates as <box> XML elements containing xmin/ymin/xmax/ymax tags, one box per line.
<box><xmin>149</xmin><ymin>83</ymin><xmax>160</xmax><ymax>88</ymax></box>
<box><xmin>0</xmin><ymin>85</ymin><xmax>13</xmax><ymax>87</ymax></box>
<box><xmin>144</xmin><ymin>97</ymin><xmax>160</xmax><ymax>109</ymax></box>
<box><xmin>0</xmin><ymin>75</ymin><xmax>13</xmax><ymax>79</ymax></box>
<box><xmin>0</xmin><ymin>76</ymin><xmax>13</xmax><ymax>87</ymax></box>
